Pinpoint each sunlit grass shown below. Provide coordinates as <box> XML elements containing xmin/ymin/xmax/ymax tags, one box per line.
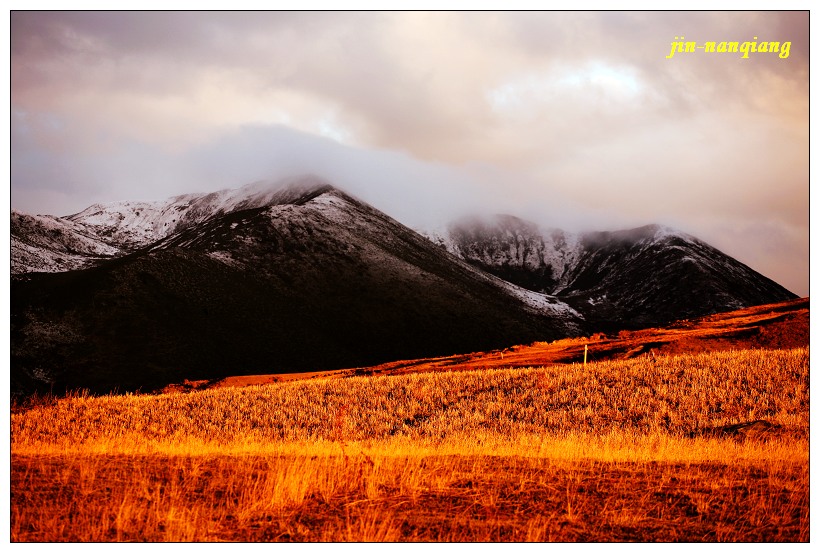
<box><xmin>11</xmin><ymin>348</ymin><xmax>809</xmax><ymax>541</ymax></box>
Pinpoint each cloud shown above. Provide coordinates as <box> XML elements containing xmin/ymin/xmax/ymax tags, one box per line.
<box><xmin>10</xmin><ymin>11</ymin><xmax>808</xmax><ymax>295</ymax></box>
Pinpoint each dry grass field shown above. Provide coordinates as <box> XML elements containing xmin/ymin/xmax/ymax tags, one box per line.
<box><xmin>11</xmin><ymin>348</ymin><xmax>809</xmax><ymax>542</ymax></box>
<box><xmin>165</xmin><ymin>297</ymin><xmax>808</xmax><ymax>392</ymax></box>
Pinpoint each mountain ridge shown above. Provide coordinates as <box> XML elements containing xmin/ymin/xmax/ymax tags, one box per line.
<box><xmin>10</xmin><ymin>176</ymin><xmax>797</xmax><ymax>395</ymax></box>
<box><xmin>431</xmin><ymin>215</ymin><xmax>795</xmax><ymax>330</ymax></box>
<box><xmin>11</xmin><ymin>180</ymin><xmax>583</xmax><ymax>395</ymax></box>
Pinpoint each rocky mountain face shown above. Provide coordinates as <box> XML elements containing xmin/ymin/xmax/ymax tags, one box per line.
<box><xmin>11</xmin><ymin>179</ymin><xmax>582</xmax><ymax>395</ymax></box>
<box><xmin>428</xmin><ymin>214</ymin><xmax>583</xmax><ymax>293</ymax></box>
<box><xmin>432</xmin><ymin>217</ymin><xmax>797</xmax><ymax>331</ymax></box>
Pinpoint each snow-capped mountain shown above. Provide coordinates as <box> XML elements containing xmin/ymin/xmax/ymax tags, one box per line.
<box><xmin>62</xmin><ymin>175</ymin><xmax>335</xmax><ymax>249</ymax></box>
<box><xmin>11</xmin><ymin>175</ymin><xmax>348</xmax><ymax>276</ymax></box>
<box><xmin>11</xmin><ymin>179</ymin><xmax>583</xmax><ymax>395</ymax></box>
<box><xmin>434</xmin><ymin>217</ymin><xmax>797</xmax><ymax>330</ymax></box>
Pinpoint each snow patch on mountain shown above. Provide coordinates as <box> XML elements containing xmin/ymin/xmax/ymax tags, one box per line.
<box><xmin>650</xmin><ymin>224</ymin><xmax>694</xmax><ymax>242</ymax></box>
<box><xmin>65</xmin><ymin>199</ymin><xmax>180</xmax><ymax>248</ymax></box>
<box><xmin>11</xmin><ymin>211</ymin><xmax>122</xmax><ymax>274</ymax></box>
<box><xmin>207</xmin><ymin>251</ymin><xmax>239</xmax><ymax>266</ymax></box>
<box><xmin>497</xmin><ymin>279</ymin><xmax>584</xmax><ymax>330</ymax></box>
<box><xmin>65</xmin><ymin>174</ymin><xmax>335</xmax><ymax>249</ymax></box>
<box><xmin>307</xmin><ymin>191</ymin><xmax>357</xmax><ymax>224</ymax></box>
<box><xmin>429</xmin><ymin>215</ymin><xmax>587</xmax><ymax>294</ymax></box>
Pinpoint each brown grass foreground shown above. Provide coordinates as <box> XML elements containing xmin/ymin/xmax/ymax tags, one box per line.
<box><xmin>11</xmin><ymin>348</ymin><xmax>809</xmax><ymax>542</ymax></box>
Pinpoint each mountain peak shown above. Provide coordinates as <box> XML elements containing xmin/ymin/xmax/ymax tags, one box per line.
<box><xmin>448</xmin><ymin>213</ymin><xmax>540</xmax><ymax>234</ymax></box>
<box><xmin>580</xmin><ymin>223</ymin><xmax>693</xmax><ymax>247</ymax></box>
<box><xmin>237</xmin><ymin>173</ymin><xmax>338</xmax><ymax>199</ymax></box>
<box><xmin>51</xmin><ymin>175</ymin><xmax>348</xmax><ymax>251</ymax></box>
<box><xmin>632</xmin><ymin>223</ymin><xmax>690</xmax><ymax>241</ymax></box>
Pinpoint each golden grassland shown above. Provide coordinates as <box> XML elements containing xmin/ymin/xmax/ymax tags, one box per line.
<box><xmin>11</xmin><ymin>348</ymin><xmax>809</xmax><ymax>542</ymax></box>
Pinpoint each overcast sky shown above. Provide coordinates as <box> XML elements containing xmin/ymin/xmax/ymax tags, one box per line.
<box><xmin>9</xmin><ymin>10</ymin><xmax>809</xmax><ymax>295</ymax></box>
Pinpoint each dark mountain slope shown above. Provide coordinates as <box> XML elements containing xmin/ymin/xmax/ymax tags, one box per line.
<box><xmin>556</xmin><ymin>225</ymin><xmax>796</xmax><ymax>330</ymax></box>
<box><xmin>11</xmin><ymin>187</ymin><xmax>582</xmax><ymax>395</ymax></box>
